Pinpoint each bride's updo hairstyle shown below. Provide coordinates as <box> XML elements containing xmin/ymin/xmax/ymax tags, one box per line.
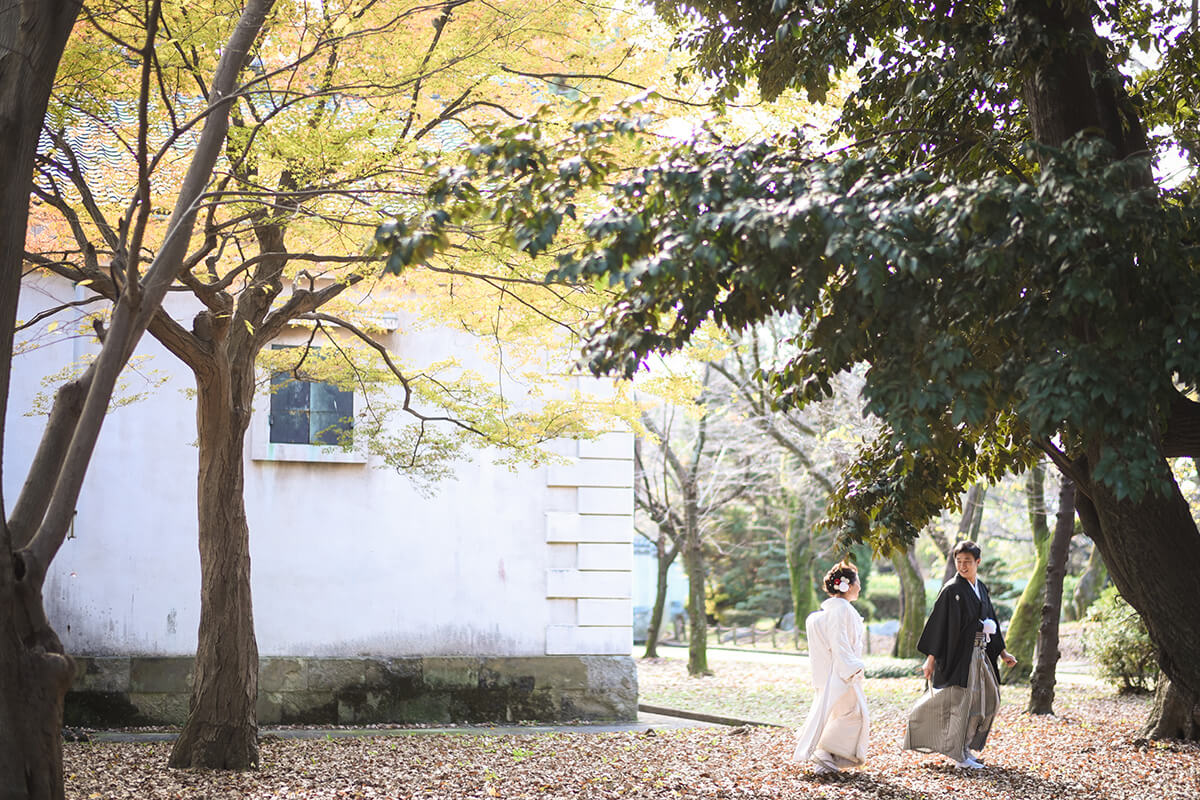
<box><xmin>822</xmin><ymin>561</ymin><xmax>859</xmax><ymax>597</ymax></box>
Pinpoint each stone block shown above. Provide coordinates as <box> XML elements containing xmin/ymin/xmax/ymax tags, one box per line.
<box><xmin>66</xmin><ymin>654</ymin><xmax>639</xmax><ymax>728</ymax></box>
<box><xmin>129</xmin><ymin>657</ymin><xmax>192</xmax><ymax>693</ymax></box>
<box><xmin>72</xmin><ymin>657</ymin><xmax>130</xmax><ymax>692</ymax></box>
<box><xmin>64</xmin><ymin>690</ymin><xmax>147</xmax><ymax>728</ymax></box>
<box><xmin>545</xmin><ymin>624</ymin><xmax>631</xmax><ymax>655</ymax></box>
<box><xmin>257</xmin><ymin>691</ymin><xmax>283</xmax><ymax>725</ymax></box>
<box><xmin>547</xmin><ymin>543</ymin><xmax>578</xmax><ymax>568</ymax></box>
<box><xmin>128</xmin><ymin>692</ymin><xmax>190</xmax><ymax>725</ymax></box>
<box><xmin>578</xmin><ymin>432</ymin><xmax>634</xmax><ymax>460</ymax></box>
<box><xmin>545</xmin><ymin>511</ymin><xmax>579</xmax><ymax>542</ymax></box>
<box><xmin>260</xmin><ymin>658</ymin><xmax>306</xmax><ymax>692</ymax></box>
<box><xmin>582</xmin><ymin>656</ymin><xmax>638</xmax><ymax>692</ymax></box>
<box><xmin>544</xmin><ymin>487</ymin><xmax>579</xmax><ymax>513</ymax></box>
<box><xmin>547</xmin><ymin>459</ymin><xmax>632</xmax><ymax>489</ymax></box>
<box><xmin>578</xmin><ymin>487</ymin><xmax>633</xmax><ymax>515</ymax></box>
<box><xmin>577</xmin><ymin>543</ymin><xmax>633</xmax><ymax>572</ymax></box>
<box><xmin>546</xmin><ymin>512</ymin><xmax>633</xmax><ymax>543</ymax></box>
<box><xmin>422</xmin><ymin>657</ymin><xmax>479</xmax><ymax>688</ymax></box>
<box><xmin>306</xmin><ymin>658</ymin><xmax>366</xmax><ymax>691</ymax></box>
<box><xmin>578</xmin><ymin>598</ymin><xmax>632</xmax><ymax>627</ymax></box>
<box><xmin>547</xmin><ymin>598</ymin><xmax>577</xmax><ymax>625</ymax></box>
<box><xmin>560</xmin><ymin>689</ymin><xmax>637</xmax><ymax>721</ymax></box>
<box><xmin>359</xmin><ymin>693</ymin><xmax>453</xmax><ymax>725</ymax></box>
<box><xmin>280</xmin><ymin>691</ymin><xmax>337</xmax><ymax>724</ymax></box>
<box><xmin>480</xmin><ymin>656</ymin><xmax>587</xmax><ymax>691</ymax></box>
<box><xmin>545</xmin><ymin>569</ymin><xmax>630</xmax><ymax>599</ymax></box>
<box><xmin>366</xmin><ymin>658</ymin><xmax>423</xmax><ymax>694</ymax></box>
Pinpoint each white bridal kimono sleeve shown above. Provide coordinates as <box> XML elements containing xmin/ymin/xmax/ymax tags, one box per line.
<box><xmin>792</xmin><ymin>597</ymin><xmax>870</xmax><ymax>767</ymax></box>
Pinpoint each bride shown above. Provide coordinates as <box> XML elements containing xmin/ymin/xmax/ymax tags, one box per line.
<box><xmin>792</xmin><ymin>561</ymin><xmax>870</xmax><ymax>774</ymax></box>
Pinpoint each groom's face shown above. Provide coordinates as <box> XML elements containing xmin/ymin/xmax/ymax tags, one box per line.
<box><xmin>955</xmin><ymin>553</ymin><xmax>980</xmax><ymax>582</ymax></box>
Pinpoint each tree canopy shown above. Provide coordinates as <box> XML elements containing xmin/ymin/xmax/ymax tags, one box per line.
<box><xmin>381</xmin><ymin>0</ymin><xmax>1200</xmax><ymax>534</ymax></box>
<box><xmin>378</xmin><ymin>0</ymin><xmax>1200</xmax><ymax>715</ymax></box>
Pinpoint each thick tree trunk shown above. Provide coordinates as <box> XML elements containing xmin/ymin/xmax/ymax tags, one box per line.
<box><xmin>0</xmin><ymin>561</ymin><xmax>76</xmax><ymax>800</ymax></box>
<box><xmin>1142</xmin><ymin>679</ymin><xmax>1200</xmax><ymax>741</ymax></box>
<box><xmin>1011</xmin><ymin>0</ymin><xmax>1200</xmax><ymax>729</ymax></box>
<box><xmin>643</xmin><ymin>536</ymin><xmax>677</xmax><ymax>658</ymax></box>
<box><xmin>1070</xmin><ymin>539</ymin><xmax>1107</xmax><ymax>621</ymax></box>
<box><xmin>1028</xmin><ymin>475</ymin><xmax>1075</xmax><ymax>714</ymax></box>
<box><xmin>1</xmin><ymin>2</ymin><xmax>89</xmax><ymax>796</ymax></box>
<box><xmin>891</xmin><ymin>546</ymin><xmax>925</xmax><ymax>659</ymax></box>
<box><xmin>1002</xmin><ymin>462</ymin><xmax>1049</xmax><ymax>683</ymax></box>
<box><xmin>168</xmin><ymin>360</ymin><xmax>259</xmax><ymax>768</ymax></box>
<box><xmin>1075</xmin><ymin>480</ymin><xmax>1200</xmax><ymax>736</ymax></box>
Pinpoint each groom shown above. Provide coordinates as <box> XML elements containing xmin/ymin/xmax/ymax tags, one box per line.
<box><xmin>904</xmin><ymin>540</ymin><xmax>1017</xmax><ymax>769</ymax></box>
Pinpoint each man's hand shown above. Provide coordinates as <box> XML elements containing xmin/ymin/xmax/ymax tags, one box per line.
<box><xmin>921</xmin><ymin>655</ymin><xmax>935</xmax><ymax>681</ymax></box>
<box><xmin>1000</xmin><ymin>650</ymin><xmax>1017</xmax><ymax>668</ymax></box>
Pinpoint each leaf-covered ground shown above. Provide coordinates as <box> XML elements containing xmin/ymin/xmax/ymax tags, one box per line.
<box><xmin>64</xmin><ymin>649</ymin><xmax>1199</xmax><ymax>799</ymax></box>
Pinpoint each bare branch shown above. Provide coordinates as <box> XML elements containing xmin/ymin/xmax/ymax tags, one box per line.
<box><xmin>13</xmin><ymin>296</ymin><xmax>109</xmax><ymax>333</ymax></box>
<box><xmin>22</xmin><ymin>0</ymin><xmax>279</xmax><ymax>587</ymax></box>
<box><xmin>126</xmin><ymin>0</ymin><xmax>165</xmax><ymax>296</ymax></box>
<box><xmin>498</xmin><ymin>63</ymin><xmax>725</xmax><ymax>109</ymax></box>
<box><xmin>296</xmin><ymin>312</ymin><xmax>492</xmax><ymax>437</ymax></box>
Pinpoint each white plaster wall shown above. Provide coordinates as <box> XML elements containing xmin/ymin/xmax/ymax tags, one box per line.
<box><xmin>6</xmin><ymin>273</ymin><xmax>631</xmax><ymax>658</ymax></box>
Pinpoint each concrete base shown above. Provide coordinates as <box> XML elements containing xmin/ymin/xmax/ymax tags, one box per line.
<box><xmin>65</xmin><ymin>655</ymin><xmax>637</xmax><ymax>727</ymax></box>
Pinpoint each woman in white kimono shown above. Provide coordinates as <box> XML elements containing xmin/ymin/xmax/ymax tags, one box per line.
<box><xmin>793</xmin><ymin>562</ymin><xmax>870</xmax><ymax>775</ymax></box>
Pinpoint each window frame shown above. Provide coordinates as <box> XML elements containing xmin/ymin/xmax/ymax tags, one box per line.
<box><xmin>251</xmin><ymin>344</ymin><xmax>366</xmax><ymax>464</ymax></box>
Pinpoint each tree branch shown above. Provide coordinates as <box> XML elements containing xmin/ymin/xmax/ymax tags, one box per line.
<box><xmin>254</xmin><ymin>274</ymin><xmax>363</xmax><ymax>346</ymax></box>
<box><xmin>296</xmin><ymin>312</ymin><xmax>494</xmax><ymax>437</ymax></box>
<box><xmin>20</xmin><ymin>0</ymin><xmax>279</xmax><ymax>589</ymax></box>
<box><xmin>13</xmin><ymin>297</ymin><xmax>109</xmax><ymax>333</ymax></box>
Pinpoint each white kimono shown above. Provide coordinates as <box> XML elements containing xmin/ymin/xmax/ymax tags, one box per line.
<box><xmin>792</xmin><ymin>597</ymin><xmax>870</xmax><ymax>768</ymax></box>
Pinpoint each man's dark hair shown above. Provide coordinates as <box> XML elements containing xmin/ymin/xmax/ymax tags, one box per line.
<box><xmin>952</xmin><ymin>540</ymin><xmax>981</xmax><ymax>560</ymax></box>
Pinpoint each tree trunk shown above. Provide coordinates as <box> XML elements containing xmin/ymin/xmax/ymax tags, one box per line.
<box><xmin>168</xmin><ymin>357</ymin><xmax>260</xmax><ymax>768</ymax></box>
<box><xmin>1075</xmin><ymin>479</ymin><xmax>1200</xmax><ymax>737</ymax></box>
<box><xmin>1028</xmin><ymin>475</ymin><xmax>1075</xmax><ymax>714</ymax></box>
<box><xmin>681</xmin><ymin>479</ymin><xmax>709</xmax><ymax>676</ymax></box>
<box><xmin>784</xmin><ymin>502</ymin><xmax>816</xmax><ymax>646</ymax></box>
<box><xmin>1002</xmin><ymin>462</ymin><xmax>1049</xmax><ymax>683</ymax></box>
<box><xmin>1</xmin><ymin>2</ymin><xmax>91</xmax><ymax>796</ymax></box>
<box><xmin>1009</xmin><ymin>0</ymin><xmax>1200</xmax><ymax>730</ymax></box>
<box><xmin>643</xmin><ymin>535</ymin><xmax>677</xmax><ymax>658</ymax></box>
<box><xmin>891</xmin><ymin>545</ymin><xmax>925</xmax><ymax>659</ymax></box>
<box><xmin>1141</xmin><ymin>679</ymin><xmax>1200</xmax><ymax>741</ymax></box>
<box><xmin>0</xmin><ymin>564</ymin><xmax>76</xmax><ymax>800</ymax></box>
<box><xmin>1070</xmin><ymin>539</ymin><xmax>1107</xmax><ymax>621</ymax></box>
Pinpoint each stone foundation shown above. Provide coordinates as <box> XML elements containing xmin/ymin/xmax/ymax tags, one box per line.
<box><xmin>65</xmin><ymin>655</ymin><xmax>637</xmax><ymax>727</ymax></box>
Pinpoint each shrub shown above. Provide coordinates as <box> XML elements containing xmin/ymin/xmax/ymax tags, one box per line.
<box><xmin>865</xmin><ymin>591</ymin><xmax>900</xmax><ymax>620</ymax></box>
<box><xmin>864</xmin><ymin>659</ymin><xmax>922</xmax><ymax>679</ymax></box>
<box><xmin>1083</xmin><ymin>586</ymin><xmax>1159</xmax><ymax>694</ymax></box>
<box><xmin>718</xmin><ymin>608</ymin><xmax>762</xmax><ymax>627</ymax></box>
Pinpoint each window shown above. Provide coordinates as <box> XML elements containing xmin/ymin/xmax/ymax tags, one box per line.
<box><xmin>269</xmin><ymin>371</ymin><xmax>353</xmax><ymax>445</ymax></box>
<box><xmin>267</xmin><ymin>345</ymin><xmax>353</xmax><ymax>446</ymax></box>
<box><xmin>253</xmin><ymin>345</ymin><xmax>364</xmax><ymax>464</ymax></box>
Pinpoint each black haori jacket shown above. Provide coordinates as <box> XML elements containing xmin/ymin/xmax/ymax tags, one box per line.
<box><xmin>917</xmin><ymin>574</ymin><xmax>1006</xmax><ymax>688</ymax></box>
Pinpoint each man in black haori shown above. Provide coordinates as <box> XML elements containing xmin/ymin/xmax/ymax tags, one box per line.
<box><xmin>903</xmin><ymin>540</ymin><xmax>1017</xmax><ymax>770</ymax></box>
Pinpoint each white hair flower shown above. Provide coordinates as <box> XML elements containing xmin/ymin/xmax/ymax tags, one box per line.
<box><xmin>835</xmin><ymin>577</ymin><xmax>851</xmax><ymax>593</ymax></box>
